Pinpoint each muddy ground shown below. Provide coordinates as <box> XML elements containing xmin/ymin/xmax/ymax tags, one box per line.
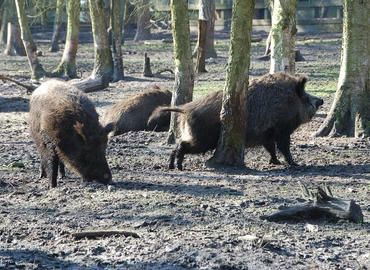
<box><xmin>0</xmin><ymin>26</ymin><xmax>370</xmax><ymax>270</ymax></box>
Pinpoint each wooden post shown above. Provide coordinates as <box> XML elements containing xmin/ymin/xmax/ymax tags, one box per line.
<box><xmin>3</xmin><ymin>23</ymin><xmax>26</xmax><ymax>56</ymax></box>
<box><xmin>195</xmin><ymin>19</ymin><xmax>207</xmax><ymax>73</ymax></box>
<box><xmin>143</xmin><ymin>53</ymin><xmax>154</xmax><ymax>77</ymax></box>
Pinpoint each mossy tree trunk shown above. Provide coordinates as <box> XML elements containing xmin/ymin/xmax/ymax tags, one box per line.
<box><xmin>316</xmin><ymin>0</ymin><xmax>370</xmax><ymax>138</ymax></box>
<box><xmin>110</xmin><ymin>0</ymin><xmax>124</xmax><ymax>81</ymax></box>
<box><xmin>15</xmin><ymin>0</ymin><xmax>47</xmax><ymax>80</ymax></box>
<box><xmin>49</xmin><ymin>0</ymin><xmax>64</xmax><ymax>52</ymax></box>
<box><xmin>167</xmin><ymin>0</ymin><xmax>194</xmax><ymax>144</ymax></box>
<box><xmin>53</xmin><ymin>0</ymin><xmax>80</xmax><ymax>78</ymax></box>
<box><xmin>133</xmin><ymin>0</ymin><xmax>151</xmax><ymax>42</ymax></box>
<box><xmin>88</xmin><ymin>0</ymin><xmax>113</xmax><ymax>80</ymax></box>
<box><xmin>192</xmin><ymin>0</ymin><xmax>217</xmax><ymax>58</ymax></box>
<box><xmin>207</xmin><ymin>0</ymin><xmax>255</xmax><ymax>168</ymax></box>
<box><xmin>269</xmin><ymin>0</ymin><xmax>298</xmax><ymax>75</ymax></box>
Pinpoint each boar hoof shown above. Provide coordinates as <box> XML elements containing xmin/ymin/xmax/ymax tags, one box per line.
<box><xmin>269</xmin><ymin>158</ymin><xmax>281</xmax><ymax>165</ymax></box>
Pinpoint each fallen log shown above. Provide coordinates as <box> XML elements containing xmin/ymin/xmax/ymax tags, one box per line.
<box><xmin>71</xmin><ymin>230</ymin><xmax>140</xmax><ymax>240</ymax></box>
<box><xmin>72</xmin><ymin>76</ymin><xmax>110</xmax><ymax>93</ymax></box>
<box><xmin>260</xmin><ymin>181</ymin><xmax>363</xmax><ymax>223</ymax></box>
<box><xmin>0</xmin><ymin>75</ymin><xmax>109</xmax><ymax>94</ymax></box>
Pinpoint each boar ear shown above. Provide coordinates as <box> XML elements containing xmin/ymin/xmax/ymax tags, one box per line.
<box><xmin>74</xmin><ymin>122</ymin><xmax>87</xmax><ymax>141</ymax></box>
<box><xmin>104</xmin><ymin>122</ymin><xmax>116</xmax><ymax>134</ymax></box>
<box><xmin>296</xmin><ymin>75</ymin><xmax>308</xmax><ymax>97</ymax></box>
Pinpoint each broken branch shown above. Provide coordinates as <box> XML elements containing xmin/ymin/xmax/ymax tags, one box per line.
<box><xmin>71</xmin><ymin>230</ymin><xmax>140</xmax><ymax>240</ymax></box>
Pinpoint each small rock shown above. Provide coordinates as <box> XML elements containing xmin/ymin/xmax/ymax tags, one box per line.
<box><xmin>238</xmin><ymin>235</ymin><xmax>259</xmax><ymax>242</ymax></box>
<box><xmin>305</xmin><ymin>223</ymin><xmax>319</xmax><ymax>232</ymax></box>
<box><xmin>7</xmin><ymin>162</ymin><xmax>25</xmax><ymax>168</ymax></box>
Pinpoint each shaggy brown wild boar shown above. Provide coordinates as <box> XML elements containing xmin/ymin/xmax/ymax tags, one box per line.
<box><xmin>149</xmin><ymin>72</ymin><xmax>324</xmax><ymax>170</ymax></box>
<box><xmin>100</xmin><ymin>87</ymin><xmax>172</xmax><ymax>136</ymax></box>
<box><xmin>29</xmin><ymin>80</ymin><xmax>113</xmax><ymax>188</ymax></box>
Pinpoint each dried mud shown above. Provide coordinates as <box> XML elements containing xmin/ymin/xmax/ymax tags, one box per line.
<box><xmin>0</xmin><ymin>28</ymin><xmax>369</xmax><ymax>270</ymax></box>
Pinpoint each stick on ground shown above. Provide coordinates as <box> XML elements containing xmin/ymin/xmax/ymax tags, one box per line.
<box><xmin>71</xmin><ymin>230</ymin><xmax>140</xmax><ymax>240</ymax></box>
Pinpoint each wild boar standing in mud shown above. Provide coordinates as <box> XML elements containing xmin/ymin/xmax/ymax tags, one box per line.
<box><xmin>148</xmin><ymin>72</ymin><xmax>324</xmax><ymax>170</ymax></box>
<box><xmin>29</xmin><ymin>80</ymin><xmax>114</xmax><ymax>188</ymax></box>
<box><xmin>100</xmin><ymin>87</ymin><xmax>172</xmax><ymax>137</ymax></box>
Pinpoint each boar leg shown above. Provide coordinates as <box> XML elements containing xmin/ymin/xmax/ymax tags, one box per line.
<box><xmin>48</xmin><ymin>155</ymin><xmax>60</xmax><ymax>188</ymax></box>
<box><xmin>175</xmin><ymin>142</ymin><xmax>193</xmax><ymax>170</ymax></box>
<box><xmin>169</xmin><ymin>141</ymin><xmax>189</xmax><ymax>170</ymax></box>
<box><xmin>169</xmin><ymin>149</ymin><xmax>177</xmax><ymax>169</ymax></box>
<box><xmin>59</xmin><ymin>162</ymin><xmax>66</xmax><ymax>178</ymax></box>
<box><xmin>276</xmin><ymin>135</ymin><xmax>298</xmax><ymax>166</ymax></box>
<box><xmin>39</xmin><ymin>156</ymin><xmax>48</xmax><ymax>178</ymax></box>
<box><xmin>263</xmin><ymin>140</ymin><xmax>281</xmax><ymax>165</ymax></box>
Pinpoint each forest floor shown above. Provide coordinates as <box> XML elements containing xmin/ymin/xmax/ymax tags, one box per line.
<box><xmin>0</xmin><ymin>26</ymin><xmax>370</xmax><ymax>270</ymax></box>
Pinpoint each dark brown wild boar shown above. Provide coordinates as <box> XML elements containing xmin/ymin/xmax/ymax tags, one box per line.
<box><xmin>149</xmin><ymin>72</ymin><xmax>324</xmax><ymax>170</ymax></box>
<box><xmin>29</xmin><ymin>80</ymin><xmax>114</xmax><ymax>188</ymax></box>
<box><xmin>100</xmin><ymin>87</ymin><xmax>172</xmax><ymax>137</ymax></box>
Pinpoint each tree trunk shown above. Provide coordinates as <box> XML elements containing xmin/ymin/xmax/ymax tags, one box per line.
<box><xmin>120</xmin><ymin>0</ymin><xmax>127</xmax><ymax>44</ymax></box>
<box><xmin>167</xmin><ymin>0</ymin><xmax>194</xmax><ymax>144</ymax></box>
<box><xmin>15</xmin><ymin>0</ymin><xmax>47</xmax><ymax>80</ymax></box>
<box><xmin>192</xmin><ymin>0</ymin><xmax>217</xmax><ymax>58</ymax></box>
<box><xmin>133</xmin><ymin>0</ymin><xmax>151</xmax><ymax>42</ymax></box>
<box><xmin>3</xmin><ymin>23</ymin><xmax>26</xmax><ymax>56</ymax></box>
<box><xmin>316</xmin><ymin>0</ymin><xmax>370</xmax><ymax>138</ymax></box>
<box><xmin>1</xmin><ymin>0</ymin><xmax>17</xmax><ymax>44</ymax></box>
<box><xmin>195</xmin><ymin>19</ymin><xmax>207</xmax><ymax>73</ymax></box>
<box><xmin>53</xmin><ymin>0</ymin><xmax>80</xmax><ymax>78</ymax></box>
<box><xmin>269</xmin><ymin>0</ymin><xmax>298</xmax><ymax>75</ymax></box>
<box><xmin>49</xmin><ymin>0</ymin><xmax>64</xmax><ymax>52</ymax></box>
<box><xmin>207</xmin><ymin>0</ymin><xmax>255</xmax><ymax>168</ymax></box>
<box><xmin>88</xmin><ymin>0</ymin><xmax>114</xmax><ymax>80</ymax></box>
<box><xmin>110</xmin><ymin>0</ymin><xmax>124</xmax><ymax>81</ymax></box>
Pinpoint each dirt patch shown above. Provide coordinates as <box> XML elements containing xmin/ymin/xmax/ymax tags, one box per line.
<box><xmin>0</xmin><ymin>28</ymin><xmax>369</xmax><ymax>269</ymax></box>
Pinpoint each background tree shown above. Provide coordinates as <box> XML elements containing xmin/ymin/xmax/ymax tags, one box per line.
<box><xmin>316</xmin><ymin>0</ymin><xmax>370</xmax><ymax>137</ymax></box>
<box><xmin>167</xmin><ymin>0</ymin><xmax>194</xmax><ymax>144</ymax></box>
<box><xmin>110</xmin><ymin>0</ymin><xmax>124</xmax><ymax>81</ymax></box>
<box><xmin>1</xmin><ymin>0</ymin><xmax>17</xmax><ymax>44</ymax></box>
<box><xmin>133</xmin><ymin>0</ymin><xmax>151</xmax><ymax>42</ymax></box>
<box><xmin>49</xmin><ymin>0</ymin><xmax>64</xmax><ymax>52</ymax></box>
<box><xmin>269</xmin><ymin>0</ymin><xmax>298</xmax><ymax>75</ymax></box>
<box><xmin>208</xmin><ymin>0</ymin><xmax>256</xmax><ymax>167</ymax></box>
<box><xmin>15</xmin><ymin>0</ymin><xmax>47</xmax><ymax>80</ymax></box>
<box><xmin>53</xmin><ymin>0</ymin><xmax>80</xmax><ymax>78</ymax></box>
<box><xmin>88</xmin><ymin>0</ymin><xmax>113</xmax><ymax>80</ymax></box>
<box><xmin>192</xmin><ymin>0</ymin><xmax>217</xmax><ymax>58</ymax></box>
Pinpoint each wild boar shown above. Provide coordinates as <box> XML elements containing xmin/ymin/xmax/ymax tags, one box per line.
<box><xmin>149</xmin><ymin>72</ymin><xmax>324</xmax><ymax>170</ymax></box>
<box><xmin>29</xmin><ymin>80</ymin><xmax>113</xmax><ymax>188</ymax></box>
<box><xmin>100</xmin><ymin>87</ymin><xmax>172</xmax><ymax>136</ymax></box>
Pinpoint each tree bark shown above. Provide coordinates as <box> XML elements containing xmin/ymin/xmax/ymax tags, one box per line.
<box><xmin>316</xmin><ymin>0</ymin><xmax>370</xmax><ymax>138</ymax></box>
<box><xmin>49</xmin><ymin>0</ymin><xmax>64</xmax><ymax>52</ymax></box>
<box><xmin>269</xmin><ymin>0</ymin><xmax>298</xmax><ymax>75</ymax></box>
<box><xmin>15</xmin><ymin>0</ymin><xmax>47</xmax><ymax>80</ymax></box>
<box><xmin>3</xmin><ymin>23</ymin><xmax>25</xmax><ymax>56</ymax></box>
<box><xmin>88</xmin><ymin>0</ymin><xmax>114</xmax><ymax>80</ymax></box>
<box><xmin>133</xmin><ymin>0</ymin><xmax>151</xmax><ymax>42</ymax></box>
<box><xmin>110</xmin><ymin>0</ymin><xmax>124</xmax><ymax>81</ymax></box>
<box><xmin>195</xmin><ymin>19</ymin><xmax>207</xmax><ymax>73</ymax></box>
<box><xmin>192</xmin><ymin>0</ymin><xmax>217</xmax><ymax>58</ymax></box>
<box><xmin>53</xmin><ymin>0</ymin><xmax>80</xmax><ymax>78</ymax></box>
<box><xmin>207</xmin><ymin>0</ymin><xmax>255</xmax><ymax>168</ymax></box>
<box><xmin>167</xmin><ymin>0</ymin><xmax>194</xmax><ymax>144</ymax></box>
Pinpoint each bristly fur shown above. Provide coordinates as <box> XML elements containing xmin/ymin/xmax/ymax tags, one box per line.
<box><xmin>29</xmin><ymin>80</ymin><xmax>112</xmax><ymax>187</ymax></box>
<box><xmin>149</xmin><ymin>72</ymin><xmax>323</xmax><ymax>170</ymax></box>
